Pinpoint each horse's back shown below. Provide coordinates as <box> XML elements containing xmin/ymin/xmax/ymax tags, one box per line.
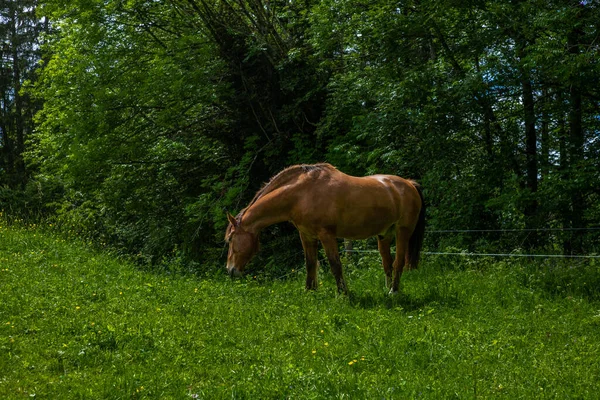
<box><xmin>360</xmin><ymin>174</ymin><xmax>422</xmax><ymax>224</ymax></box>
<box><xmin>291</xmin><ymin>168</ymin><xmax>421</xmax><ymax>239</ymax></box>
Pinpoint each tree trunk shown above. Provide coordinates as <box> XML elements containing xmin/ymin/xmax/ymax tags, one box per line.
<box><xmin>516</xmin><ymin>41</ymin><xmax>538</xmax><ymax>244</ymax></box>
<box><xmin>567</xmin><ymin>6</ymin><xmax>586</xmax><ymax>253</ymax></box>
<box><xmin>540</xmin><ymin>88</ymin><xmax>549</xmax><ymax>180</ymax></box>
<box><xmin>10</xmin><ymin>3</ymin><xmax>26</xmax><ymax>188</ymax></box>
<box><xmin>557</xmin><ymin>100</ymin><xmax>572</xmax><ymax>255</ymax></box>
<box><xmin>522</xmin><ymin>77</ymin><xmax>537</xmax><ymax>210</ymax></box>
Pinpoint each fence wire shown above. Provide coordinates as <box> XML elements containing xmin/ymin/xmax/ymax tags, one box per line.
<box><xmin>427</xmin><ymin>227</ymin><xmax>600</xmax><ymax>233</ymax></box>
<box><xmin>342</xmin><ymin>249</ymin><xmax>600</xmax><ymax>259</ymax></box>
<box><xmin>341</xmin><ymin>226</ymin><xmax>600</xmax><ymax>259</ymax></box>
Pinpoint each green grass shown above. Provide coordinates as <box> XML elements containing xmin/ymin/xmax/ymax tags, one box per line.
<box><xmin>1</xmin><ymin>225</ymin><xmax>600</xmax><ymax>399</ymax></box>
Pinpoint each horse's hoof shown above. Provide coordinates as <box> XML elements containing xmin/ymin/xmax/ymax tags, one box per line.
<box><xmin>305</xmin><ymin>280</ymin><xmax>318</xmax><ymax>291</ymax></box>
<box><xmin>388</xmin><ymin>288</ymin><xmax>399</xmax><ymax>296</ymax></box>
<box><xmin>337</xmin><ymin>280</ymin><xmax>348</xmax><ymax>295</ymax></box>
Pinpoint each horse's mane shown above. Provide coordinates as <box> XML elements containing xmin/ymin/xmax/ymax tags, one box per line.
<box><xmin>236</xmin><ymin>163</ymin><xmax>334</xmax><ymax>221</ymax></box>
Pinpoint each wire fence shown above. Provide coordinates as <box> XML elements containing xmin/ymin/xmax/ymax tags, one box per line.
<box><xmin>427</xmin><ymin>227</ymin><xmax>600</xmax><ymax>233</ymax></box>
<box><xmin>342</xmin><ymin>226</ymin><xmax>600</xmax><ymax>260</ymax></box>
<box><xmin>342</xmin><ymin>249</ymin><xmax>600</xmax><ymax>259</ymax></box>
<box><xmin>242</xmin><ymin>226</ymin><xmax>600</xmax><ymax>280</ymax></box>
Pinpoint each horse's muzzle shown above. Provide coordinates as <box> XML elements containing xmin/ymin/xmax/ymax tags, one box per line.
<box><xmin>227</xmin><ymin>266</ymin><xmax>242</xmax><ymax>278</ymax></box>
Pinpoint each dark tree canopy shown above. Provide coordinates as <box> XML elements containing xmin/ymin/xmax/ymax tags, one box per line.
<box><xmin>1</xmin><ymin>0</ymin><xmax>598</xmax><ymax>270</ymax></box>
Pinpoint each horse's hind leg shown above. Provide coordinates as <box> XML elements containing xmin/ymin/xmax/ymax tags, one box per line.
<box><xmin>319</xmin><ymin>234</ymin><xmax>348</xmax><ymax>294</ymax></box>
<box><xmin>390</xmin><ymin>227</ymin><xmax>411</xmax><ymax>294</ymax></box>
<box><xmin>377</xmin><ymin>235</ymin><xmax>393</xmax><ymax>289</ymax></box>
<box><xmin>300</xmin><ymin>232</ymin><xmax>319</xmax><ymax>290</ymax></box>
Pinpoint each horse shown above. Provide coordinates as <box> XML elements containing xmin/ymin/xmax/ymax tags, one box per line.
<box><xmin>225</xmin><ymin>163</ymin><xmax>425</xmax><ymax>294</ymax></box>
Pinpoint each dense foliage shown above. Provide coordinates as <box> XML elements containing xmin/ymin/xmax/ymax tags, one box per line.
<box><xmin>1</xmin><ymin>0</ymin><xmax>599</xmax><ymax>269</ymax></box>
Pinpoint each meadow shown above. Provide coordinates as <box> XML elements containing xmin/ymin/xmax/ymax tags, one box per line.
<box><xmin>1</xmin><ymin>224</ymin><xmax>599</xmax><ymax>399</ymax></box>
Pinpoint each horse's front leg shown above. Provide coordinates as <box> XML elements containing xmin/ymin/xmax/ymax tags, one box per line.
<box><xmin>320</xmin><ymin>234</ymin><xmax>348</xmax><ymax>295</ymax></box>
<box><xmin>300</xmin><ymin>232</ymin><xmax>319</xmax><ymax>290</ymax></box>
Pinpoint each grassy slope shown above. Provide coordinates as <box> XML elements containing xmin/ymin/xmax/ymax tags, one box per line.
<box><xmin>1</xmin><ymin>225</ymin><xmax>599</xmax><ymax>399</ymax></box>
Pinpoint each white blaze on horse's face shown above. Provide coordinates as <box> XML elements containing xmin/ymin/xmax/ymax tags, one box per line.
<box><xmin>225</xmin><ymin>214</ymin><xmax>258</xmax><ymax>277</ymax></box>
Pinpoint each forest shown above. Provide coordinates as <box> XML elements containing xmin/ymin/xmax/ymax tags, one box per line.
<box><xmin>1</xmin><ymin>0</ymin><xmax>599</xmax><ymax>271</ymax></box>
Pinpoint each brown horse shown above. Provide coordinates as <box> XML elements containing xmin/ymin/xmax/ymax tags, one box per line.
<box><xmin>225</xmin><ymin>163</ymin><xmax>425</xmax><ymax>294</ymax></box>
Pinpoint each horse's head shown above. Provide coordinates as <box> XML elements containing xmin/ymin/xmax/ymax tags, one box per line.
<box><xmin>225</xmin><ymin>213</ymin><xmax>259</xmax><ymax>277</ymax></box>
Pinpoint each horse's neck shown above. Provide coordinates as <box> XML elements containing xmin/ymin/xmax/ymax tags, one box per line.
<box><xmin>241</xmin><ymin>189</ymin><xmax>293</xmax><ymax>234</ymax></box>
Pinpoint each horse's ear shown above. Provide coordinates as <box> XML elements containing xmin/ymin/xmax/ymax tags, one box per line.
<box><xmin>227</xmin><ymin>212</ymin><xmax>238</xmax><ymax>227</ymax></box>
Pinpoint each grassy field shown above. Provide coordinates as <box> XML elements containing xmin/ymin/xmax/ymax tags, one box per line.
<box><xmin>1</xmin><ymin>224</ymin><xmax>600</xmax><ymax>399</ymax></box>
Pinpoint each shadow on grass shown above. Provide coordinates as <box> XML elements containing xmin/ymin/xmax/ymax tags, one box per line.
<box><xmin>347</xmin><ymin>284</ymin><xmax>463</xmax><ymax>312</ymax></box>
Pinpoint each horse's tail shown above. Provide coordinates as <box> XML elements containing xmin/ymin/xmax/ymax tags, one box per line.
<box><xmin>408</xmin><ymin>181</ymin><xmax>426</xmax><ymax>269</ymax></box>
